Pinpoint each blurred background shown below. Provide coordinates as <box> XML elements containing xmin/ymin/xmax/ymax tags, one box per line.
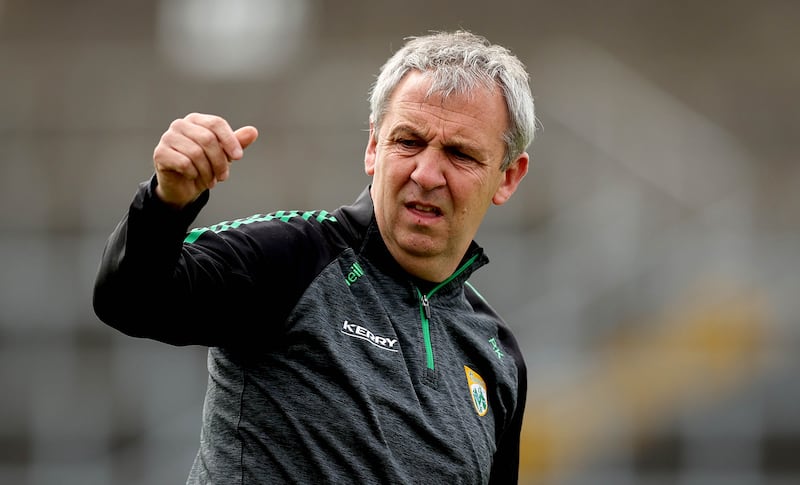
<box><xmin>1</xmin><ymin>0</ymin><xmax>798</xmax><ymax>483</ymax></box>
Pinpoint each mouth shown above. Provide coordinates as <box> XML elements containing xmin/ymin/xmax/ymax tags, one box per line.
<box><xmin>406</xmin><ymin>202</ymin><xmax>443</xmax><ymax>217</ymax></box>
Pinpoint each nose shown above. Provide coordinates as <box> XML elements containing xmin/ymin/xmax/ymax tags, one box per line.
<box><xmin>410</xmin><ymin>148</ymin><xmax>446</xmax><ymax>191</ymax></box>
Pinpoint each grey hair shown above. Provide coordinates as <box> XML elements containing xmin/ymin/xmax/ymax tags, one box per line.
<box><xmin>368</xmin><ymin>30</ymin><xmax>536</xmax><ymax>170</ymax></box>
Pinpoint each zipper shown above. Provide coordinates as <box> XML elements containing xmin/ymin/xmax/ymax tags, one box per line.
<box><xmin>417</xmin><ymin>292</ymin><xmax>435</xmax><ymax>370</ymax></box>
<box><xmin>415</xmin><ymin>253</ymin><xmax>481</xmax><ymax>371</ymax></box>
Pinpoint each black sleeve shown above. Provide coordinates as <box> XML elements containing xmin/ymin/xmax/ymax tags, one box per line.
<box><xmin>92</xmin><ymin>176</ymin><xmax>333</xmax><ymax>347</ymax></box>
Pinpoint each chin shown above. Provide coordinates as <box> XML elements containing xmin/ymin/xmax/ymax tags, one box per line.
<box><xmin>399</xmin><ymin>239</ymin><xmax>441</xmax><ymax>258</ymax></box>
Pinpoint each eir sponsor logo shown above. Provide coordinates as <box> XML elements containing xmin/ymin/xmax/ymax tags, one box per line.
<box><xmin>341</xmin><ymin>320</ymin><xmax>398</xmax><ymax>352</ymax></box>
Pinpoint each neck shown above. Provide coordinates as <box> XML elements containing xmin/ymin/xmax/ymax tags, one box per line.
<box><xmin>391</xmin><ymin>252</ymin><xmax>459</xmax><ymax>283</ymax></box>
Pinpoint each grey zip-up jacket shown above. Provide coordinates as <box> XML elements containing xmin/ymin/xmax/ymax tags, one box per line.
<box><xmin>93</xmin><ymin>177</ymin><xmax>527</xmax><ymax>484</ymax></box>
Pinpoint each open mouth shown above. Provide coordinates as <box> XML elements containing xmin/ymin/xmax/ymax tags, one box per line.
<box><xmin>406</xmin><ymin>202</ymin><xmax>442</xmax><ymax>217</ymax></box>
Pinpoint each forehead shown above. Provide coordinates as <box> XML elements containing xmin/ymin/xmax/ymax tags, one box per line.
<box><xmin>384</xmin><ymin>71</ymin><xmax>509</xmax><ymax>146</ymax></box>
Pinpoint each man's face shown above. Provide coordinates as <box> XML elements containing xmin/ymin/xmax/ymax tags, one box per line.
<box><xmin>365</xmin><ymin>71</ymin><xmax>528</xmax><ymax>282</ymax></box>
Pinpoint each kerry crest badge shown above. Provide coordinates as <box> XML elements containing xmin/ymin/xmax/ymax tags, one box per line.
<box><xmin>464</xmin><ymin>365</ymin><xmax>488</xmax><ymax>416</ymax></box>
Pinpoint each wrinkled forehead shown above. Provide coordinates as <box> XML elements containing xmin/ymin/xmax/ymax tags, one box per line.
<box><xmin>383</xmin><ymin>72</ymin><xmax>510</xmax><ymax>157</ymax></box>
<box><xmin>381</xmin><ymin>70</ymin><xmax>508</xmax><ymax>127</ymax></box>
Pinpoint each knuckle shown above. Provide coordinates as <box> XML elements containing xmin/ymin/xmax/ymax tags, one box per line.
<box><xmin>169</xmin><ymin>117</ymin><xmax>185</xmax><ymax>129</ymax></box>
<box><xmin>195</xmin><ymin>129</ymin><xmax>217</xmax><ymax>147</ymax></box>
<box><xmin>186</xmin><ymin>144</ymin><xmax>206</xmax><ymax>160</ymax></box>
<box><xmin>173</xmin><ymin>157</ymin><xmax>192</xmax><ymax>172</ymax></box>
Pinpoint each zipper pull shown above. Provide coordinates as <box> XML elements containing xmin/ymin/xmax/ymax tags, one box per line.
<box><xmin>421</xmin><ymin>294</ymin><xmax>431</xmax><ymax>320</ymax></box>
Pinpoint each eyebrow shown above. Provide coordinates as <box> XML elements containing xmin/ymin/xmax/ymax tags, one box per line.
<box><xmin>386</xmin><ymin>123</ymin><xmax>424</xmax><ymax>139</ymax></box>
<box><xmin>388</xmin><ymin>122</ymin><xmax>486</xmax><ymax>159</ymax></box>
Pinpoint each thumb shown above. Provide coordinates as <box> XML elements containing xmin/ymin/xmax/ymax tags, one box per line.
<box><xmin>234</xmin><ymin>126</ymin><xmax>259</xmax><ymax>151</ymax></box>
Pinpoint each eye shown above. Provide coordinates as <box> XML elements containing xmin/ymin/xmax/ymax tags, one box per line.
<box><xmin>447</xmin><ymin>148</ymin><xmax>475</xmax><ymax>163</ymax></box>
<box><xmin>397</xmin><ymin>138</ymin><xmax>421</xmax><ymax>149</ymax></box>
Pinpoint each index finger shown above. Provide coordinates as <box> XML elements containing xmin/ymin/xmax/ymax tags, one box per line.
<box><xmin>185</xmin><ymin>112</ymin><xmax>243</xmax><ymax>160</ymax></box>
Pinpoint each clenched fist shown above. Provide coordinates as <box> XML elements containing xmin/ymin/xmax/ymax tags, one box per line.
<box><xmin>153</xmin><ymin>113</ymin><xmax>259</xmax><ymax>208</ymax></box>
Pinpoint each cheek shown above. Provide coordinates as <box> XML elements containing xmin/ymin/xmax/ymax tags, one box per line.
<box><xmin>456</xmin><ymin>183</ymin><xmax>496</xmax><ymax>221</ymax></box>
<box><xmin>454</xmin><ymin>174</ymin><xmax>492</xmax><ymax>204</ymax></box>
<box><xmin>379</xmin><ymin>159</ymin><xmax>411</xmax><ymax>185</ymax></box>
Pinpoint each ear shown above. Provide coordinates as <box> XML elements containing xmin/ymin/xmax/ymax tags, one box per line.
<box><xmin>492</xmin><ymin>152</ymin><xmax>529</xmax><ymax>206</ymax></box>
<box><xmin>364</xmin><ymin>121</ymin><xmax>377</xmax><ymax>176</ymax></box>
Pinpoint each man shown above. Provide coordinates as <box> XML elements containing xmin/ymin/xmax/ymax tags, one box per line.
<box><xmin>93</xmin><ymin>30</ymin><xmax>536</xmax><ymax>484</ymax></box>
